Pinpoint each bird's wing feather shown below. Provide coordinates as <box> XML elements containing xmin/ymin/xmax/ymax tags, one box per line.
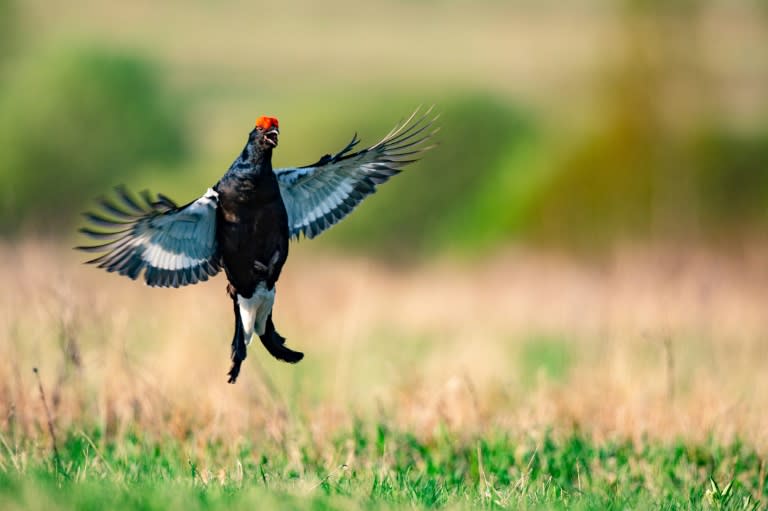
<box><xmin>274</xmin><ymin>107</ymin><xmax>438</xmax><ymax>240</ymax></box>
<box><xmin>77</xmin><ymin>186</ymin><xmax>221</xmax><ymax>288</ymax></box>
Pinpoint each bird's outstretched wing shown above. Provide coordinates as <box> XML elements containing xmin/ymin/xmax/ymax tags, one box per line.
<box><xmin>274</xmin><ymin>107</ymin><xmax>438</xmax><ymax>240</ymax></box>
<box><xmin>77</xmin><ymin>186</ymin><xmax>221</xmax><ymax>288</ymax></box>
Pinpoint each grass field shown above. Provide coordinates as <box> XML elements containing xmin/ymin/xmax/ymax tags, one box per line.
<box><xmin>1</xmin><ymin>428</ymin><xmax>765</xmax><ymax>510</ymax></box>
<box><xmin>1</xmin><ymin>241</ymin><xmax>767</xmax><ymax>509</ymax></box>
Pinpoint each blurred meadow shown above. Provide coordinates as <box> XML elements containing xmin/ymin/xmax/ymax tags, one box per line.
<box><xmin>1</xmin><ymin>0</ymin><xmax>768</xmax><ymax>509</ymax></box>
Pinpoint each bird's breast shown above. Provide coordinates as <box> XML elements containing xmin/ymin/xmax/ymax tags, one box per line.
<box><xmin>215</xmin><ymin>187</ymin><xmax>289</xmax><ymax>295</ymax></box>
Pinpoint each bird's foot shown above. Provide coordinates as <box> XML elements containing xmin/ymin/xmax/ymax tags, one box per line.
<box><xmin>252</xmin><ymin>251</ymin><xmax>281</xmax><ymax>281</ymax></box>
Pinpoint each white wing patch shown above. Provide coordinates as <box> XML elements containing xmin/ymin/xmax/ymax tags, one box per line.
<box><xmin>275</xmin><ymin>108</ymin><xmax>438</xmax><ymax>240</ymax></box>
<box><xmin>78</xmin><ymin>186</ymin><xmax>222</xmax><ymax>288</ymax></box>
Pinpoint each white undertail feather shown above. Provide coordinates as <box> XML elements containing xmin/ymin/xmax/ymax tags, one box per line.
<box><xmin>237</xmin><ymin>283</ymin><xmax>275</xmax><ymax>345</ymax></box>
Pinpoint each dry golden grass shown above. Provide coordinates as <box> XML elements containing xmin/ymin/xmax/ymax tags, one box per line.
<box><xmin>1</xmin><ymin>240</ymin><xmax>767</xmax><ymax>455</ymax></box>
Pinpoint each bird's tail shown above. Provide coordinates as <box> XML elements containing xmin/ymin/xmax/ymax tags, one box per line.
<box><xmin>259</xmin><ymin>314</ymin><xmax>304</xmax><ymax>364</ymax></box>
<box><xmin>227</xmin><ymin>295</ymin><xmax>248</xmax><ymax>384</ymax></box>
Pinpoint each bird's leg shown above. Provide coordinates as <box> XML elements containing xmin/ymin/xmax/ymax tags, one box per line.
<box><xmin>267</xmin><ymin>250</ymin><xmax>281</xmax><ymax>275</ymax></box>
<box><xmin>252</xmin><ymin>260</ymin><xmax>268</xmax><ymax>275</ymax></box>
<box><xmin>252</xmin><ymin>250</ymin><xmax>280</xmax><ymax>282</ymax></box>
<box><xmin>227</xmin><ymin>284</ymin><xmax>247</xmax><ymax>384</ymax></box>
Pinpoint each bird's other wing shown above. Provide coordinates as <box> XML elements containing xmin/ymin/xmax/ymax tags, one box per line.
<box><xmin>274</xmin><ymin>107</ymin><xmax>438</xmax><ymax>240</ymax></box>
<box><xmin>77</xmin><ymin>186</ymin><xmax>221</xmax><ymax>288</ymax></box>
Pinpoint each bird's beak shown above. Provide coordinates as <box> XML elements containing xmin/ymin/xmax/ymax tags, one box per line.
<box><xmin>264</xmin><ymin>127</ymin><xmax>279</xmax><ymax>147</ymax></box>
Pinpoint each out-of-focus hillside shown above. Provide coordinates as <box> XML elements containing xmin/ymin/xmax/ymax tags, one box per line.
<box><xmin>0</xmin><ymin>0</ymin><xmax>767</xmax><ymax>254</ymax></box>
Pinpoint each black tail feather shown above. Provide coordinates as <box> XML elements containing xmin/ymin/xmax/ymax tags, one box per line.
<box><xmin>227</xmin><ymin>296</ymin><xmax>247</xmax><ymax>384</ymax></box>
<box><xmin>259</xmin><ymin>314</ymin><xmax>304</xmax><ymax>364</ymax></box>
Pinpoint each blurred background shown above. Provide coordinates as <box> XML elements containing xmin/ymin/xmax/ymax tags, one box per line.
<box><xmin>2</xmin><ymin>0</ymin><xmax>767</xmax><ymax>253</ymax></box>
<box><xmin>1</xmin><ymin>0</ymin><xmax>768</xmax><ymax>448</ymax></box>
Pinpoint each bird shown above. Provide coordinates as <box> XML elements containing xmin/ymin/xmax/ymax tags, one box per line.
<box><xmin>77</xmin><ymin>108</ymin><xmax>438</xmax><ymax>383</ymax></box>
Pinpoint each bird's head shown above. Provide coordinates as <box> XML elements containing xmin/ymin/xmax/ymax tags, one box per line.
<box><xmin>252</xmin><ymin>115</ymin><xmax>280</xmax><ymax>150</ymax></box>
<box><xmin>236</xmin><ymin>115</ymin><xmax>280</xmax><ymax>168</ymax></box>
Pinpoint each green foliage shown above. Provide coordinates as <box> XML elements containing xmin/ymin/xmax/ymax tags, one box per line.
<box><xmin>693</xmin><ymin>127</ymin><xmax>768</xmax><ymax>229</ymax></box>
<box><xmin>524</xmin><ymin>117</ymin><xmax>661</xmax><ymax>248</ymax></box>
<box><xmin>0</xmin><ymin>428</ymin><xmax>766</xmax><ymax>510</ymax></box>
<box><xmin>519</xmin><ymin>336</ymin><xmax>573</xmax><ymax>386</ymax></box>
<box><xmin>623</xmin><ymin>0</ymin><xmax>704</xmax><ymax>15</ymax></box>
<box><xmin>429</xmin><ymin>106</ymin><xmax>546</xmax><ymax>254</ymax></box>
<box><xmin>517</xmin><ymin>5</ymin><xmax>768</xmax><ymax>250</ymax></box>
<box><xmin>0</xmin><ymin>47</ymin><xmax>188</xmax><ymax>233</ymax></box>
<box><xmin>524</xmin><ymin>119</ymin><xmax>768</xmax><ymax>248</ymax></box>
<box><xmin>0</xmin><ymin>0</ymin><xmax>16</xmax><ymax>72</ymax></box>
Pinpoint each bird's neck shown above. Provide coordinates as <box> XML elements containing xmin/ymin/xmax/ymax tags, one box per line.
<box><xmin>226</xmin><ymin>146</ymin><xmax>273</xmax><ymax>181</ymax></box>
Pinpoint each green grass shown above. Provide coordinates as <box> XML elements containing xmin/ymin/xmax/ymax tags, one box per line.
<box><xmin>519</xmin><ymin>337</ymin><xmax>574</xmax><ymax>387</ymax></box>
<box><xmin>1</xmin><ymin>426</ymin><xmax>765</xmax><ymax>510</ymax></box>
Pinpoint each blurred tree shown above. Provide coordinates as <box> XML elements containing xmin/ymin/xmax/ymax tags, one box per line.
<box><xmin>693</xmin><ymin>127</ymin><xmax>768</xmax><ymax>231</ymax></box>
<box><xmin>521</xmin><ymin>0</ymin><xmax>768</xmax><ymax>248</ymax></box>
<box><xmin>0</xmin><ymin>47</ymin><xmax>189</xmax><ymax>234</ymax></box>
<box><xmin>0</xmin><ymin>0</ymin><xmax>17</xmax><ymax>75</ymax></box>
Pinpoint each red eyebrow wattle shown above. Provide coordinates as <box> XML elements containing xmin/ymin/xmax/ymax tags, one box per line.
<box><xmin>255</xmin><ymin>116</ymin><xmax>279</xmax><ymax>130</ymax></box>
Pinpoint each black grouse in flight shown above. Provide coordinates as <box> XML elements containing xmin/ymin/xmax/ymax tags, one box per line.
<box><xmin>78</xmin><ymin>109</ymin><xmax>437</xmax><ymax>383</ymax></box>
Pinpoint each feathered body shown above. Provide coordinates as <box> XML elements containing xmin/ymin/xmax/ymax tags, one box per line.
<box><xmin>216</xmin><ymin>152</ymin><xmax>288</xmax><ymax>294</ymax></box>
<box><xmin>215</xmin><ymin>119</ymin><xmax>300</xmax><ymax>381</ymax></box>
